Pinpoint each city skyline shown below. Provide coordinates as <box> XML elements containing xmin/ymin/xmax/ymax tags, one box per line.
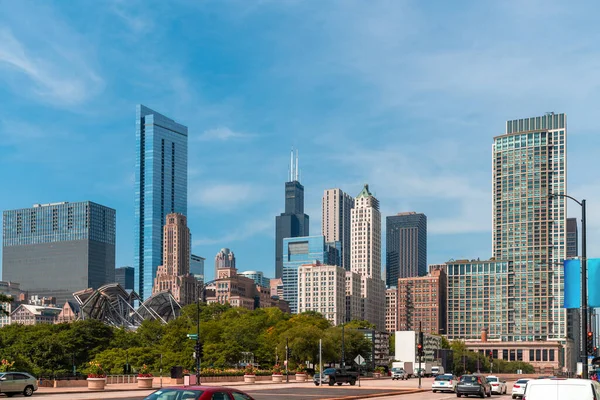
<box><xmin>1</xmin><ymin>1</ymin><xmax>599</xmax><ymax>283</ymax></box>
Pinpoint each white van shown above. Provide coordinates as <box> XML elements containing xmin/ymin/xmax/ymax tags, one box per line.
<box><xmin>523</xmin><ymin>378</ymin><xmax>600</xmax><ymax>400</ymax></box>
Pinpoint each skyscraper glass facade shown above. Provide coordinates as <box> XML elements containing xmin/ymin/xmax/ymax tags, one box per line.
<box><xmin>492</xmin><ymin>113</ymin><xmax>566</xmax><ymax>341</ymax></box>
<box><xmin>446</xmin><ymin>260</ymin><xmax>513</xmax><ymax>340</ymax></box>
<box><xmin>135</xmin><ymin>105</ymin><xmax>188</xmax><ymax>300</ymax></box>
<box><xmin>2</xmin><ymin>201</ymin><xmax>116</xmax><ymax>304</ymax></box>
<box><xmin>282</xmin><ymin>235</ymin><xmax>339</xmax><ymax>313</ymax></box>
<box><xmin>386</xmin><ymin>212</ymin><xmax>427</xmax><ymax>286</ymax></box>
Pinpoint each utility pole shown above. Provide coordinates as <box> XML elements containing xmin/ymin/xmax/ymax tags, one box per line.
<box><xmin>196</xmin><ymin>282</ymin><xmax>202</xmax><ymax>385</ymax></box>
<box><xmin>418</xmin><ymin>322</ymin><xmax>422</xmax><ymax>389</ymax></box>
<box><xmin>341</xmin><ymin>323</ymin><xmax>345</xmax><ymax>369</ymax></box>
<box><xmin>319</xmin><ymin>339</ymin><xmax>323</xmax><ymax>386</ymax></box>
<box><xmin>285</xmin><ymin>337</ymin><xmax>289</xmax><ymax>383</ymax></box>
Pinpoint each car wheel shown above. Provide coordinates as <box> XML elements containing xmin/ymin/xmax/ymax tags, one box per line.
<box><xmin>433</xmin><ymin>390</ymin><xmax>437</xmax><ymax>393</ymax></box>
<box><xmin>456</xmin><ymin>394</ymin><xmax>461</xmax><ymax>398</ymax></box>
<box><xmin>350</xmin><ymin>379</ymin><xmax>356</xmax><ymax>386</ymax></box>
<box><xmin>337</xmin><ymin>382</ymin><xmax>342</xmax><ymax>386</ymax></box>
<box><xmin>314</xmin><ymin>382</ymin><xmax>319</xmax><ymax>386</ymax></box>
<box><xmin>328</xmin><ymin>379</ymin><xmax>335</xmax><ymax>386</ymax></box>
<box><xmin>24</xmin><ymin>385</ymin><xmax>34</xmax><ymax>397</ymax></box>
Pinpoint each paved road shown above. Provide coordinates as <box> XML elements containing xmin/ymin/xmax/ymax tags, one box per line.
<box><xmin>34</xmin><ymin>377</ymin><xmax>520</xmax><ymax>400</ymax></box>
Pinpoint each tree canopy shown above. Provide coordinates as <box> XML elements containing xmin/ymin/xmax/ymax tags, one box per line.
<box><xmin>0</xmin><ymin>304</ymin><xmax>376</xmax><ymax>376</ymax></box>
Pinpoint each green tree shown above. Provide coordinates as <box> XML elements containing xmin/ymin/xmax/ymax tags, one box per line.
<box><xmin>0</xmin><ymin>295</ymin><xmax>13</xmax><ymax>316</ymax></box>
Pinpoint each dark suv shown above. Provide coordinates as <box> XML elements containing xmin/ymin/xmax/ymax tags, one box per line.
<box><xmin>456</xmin><ymin>374</ymin><xmax>491</xmax><ymax>398</ymax></box>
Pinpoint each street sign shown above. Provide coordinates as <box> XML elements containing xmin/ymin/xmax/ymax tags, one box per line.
<box><xmin>354</xmin><ymin>354</ymin><xmax>365</xmax><ymax>365</ymax></box>
<box><xmin>187</xmin><ymin>333</ymin><xmax>198</xmax><ymax>340</ymax></box>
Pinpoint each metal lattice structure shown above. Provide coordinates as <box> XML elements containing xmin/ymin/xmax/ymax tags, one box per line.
<box><xmin>73</xmin><ymin>283</ymin><xmax>181</xmax><ymax>329</ymax></box>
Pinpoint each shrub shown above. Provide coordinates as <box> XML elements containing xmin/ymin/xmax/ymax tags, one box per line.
<box><xmin>244</xmin><ymin>365</ymin><xmax>256</xmax><ymax>375</ymax></box>
<box><xmin>137</xmin><ymin>364</ymin><xmax>153</xmax><ymax>378</ymax></box>
<box><xmin>86</xmin><ymin>361</ymin><xmax>106</xmax><ymax>378</ymax></box>
<box><xmin>272</xmin><ymin>364</ymin><xmax>282</xmax><ymax>375</ymax></box>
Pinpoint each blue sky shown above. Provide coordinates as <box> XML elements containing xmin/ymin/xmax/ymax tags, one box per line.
<box><xmin>1</xmin><ymin>0</ymin><xmax>599</xmax><ymax>283</ymax></box>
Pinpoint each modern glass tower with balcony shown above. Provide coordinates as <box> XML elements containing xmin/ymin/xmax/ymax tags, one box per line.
<box><xmin>135</xmin><ymin>105</ymin><xmax>188</xmax><ymax>300</ymax></box>
<box><xmin>492</xmin><ymin>113</ymin><xmax>566</xmax><ymax>341</ymax></box>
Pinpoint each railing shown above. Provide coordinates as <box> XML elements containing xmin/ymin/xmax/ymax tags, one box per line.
<box><xmin>106</xmin><ymin>375</ymin><xmax>139</xmax><ymax>384</ymax></box>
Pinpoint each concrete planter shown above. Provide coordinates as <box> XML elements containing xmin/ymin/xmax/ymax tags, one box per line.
<box><xmin>373</xmin><ymin>372</ymin><xmax>381</xmax><ymax>379</ymax></box>
<box><xmin>272</xmin><ymin>374</ymin><xmax>283</xmax><ymax>382</ymax></box>
<box><xmin>87</xmin><ymin>377</ymin><xmax>106</xmax><ymax>390</ymax></box>
<box><xmin>137</xmin><ymin>377</ymin><xmax>154</xmax><ymax>389</ymax></box>
<box><xmin>295</xmin><ymin>373</ymin><xmax>307</xmax><ymax>382</ymax></box>
<box><xmin>244</xmin><ymin>374</ymin><xmax>256</xmax><ymax>383</ymax></box>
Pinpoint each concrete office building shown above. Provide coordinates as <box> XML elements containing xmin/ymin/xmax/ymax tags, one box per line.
<box><xmin>115</xmin><ymin>266</ymin><xmax>134</xmax><ymax>290</ymax></box>
<box><xmin>397</xmin><ymin>266</ymin><xmax>446</xmax><ymax>334</ymax></box>
<box><xmin>345</xmin><ymin>271</ymin><xmax>362</xmax><ymax>322</ymax></box>
<box><xmin>282</xmin><ymin>235</ymin><xmax>339</xmax><ymax>313</ymax></box>
<box><xmin>135</xmin><ymin>105</ymin><xmax>188</xmax><ymax>301</ymax></box>
<box><xmin>275</xmin><ymin>150</ymin><xmax>310</xmax><ymax>278</ymax></box>
<box><xmin>0</xmin><ymin>281</ymin><xmax>27</xmax><ymax>327</ymax></box>
<box><xmin>297</xmin><ymin>262</ymin><xmax>346</xmax><ymax>326</ymax></box>
<box><xmin>270</xmin><ymin>278</ymin><xmax>283</xmax><ymax>299</ymax></box>
<box><xmin>385</xmin><ymin>287</ymin><xmax>398</xmax><ymax>334</ymax></box>
<box><xmin>386</xmin><ymin>212</ymin><xmax>427</xmax><ymax>286</ymax></box>
<box><xmin>493</xmin><ymin>113</ymin><xmax>567</xmax><ymax>342</ymax></box>
<box><xmin>322</xmin><ymin>188</ymin><xmax>354</xmax><ymax>271</ymax></box>
<box><xmin>153</xmin><ymin>213</ymin><xmax>196</xmax><ymax>306</ymax></box>
<box><xmin>190</xmin><ymin>254</ymin><xmax>205</xmax><ymax>284</ymax></box>
<box><xmin>350</xmin><ymin>184</ymin><xmax>385</xmax><ymax>331</ymax></box>
<box><xmin>2</xmin><ymin>201</ymin><xmax>115</xmax><ymax>304</ymax></box>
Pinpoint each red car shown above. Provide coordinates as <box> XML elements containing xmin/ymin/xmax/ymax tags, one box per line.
<box><xmin>143</xmin><ymin>386</ymin><xmax>255</xmax><ymax>400</ymax></box>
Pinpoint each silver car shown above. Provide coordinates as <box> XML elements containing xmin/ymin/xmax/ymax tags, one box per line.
<box><xmin>0</xmin><ymin>372</ymin><xmax>38</xmax><ymax>397</ymax></box>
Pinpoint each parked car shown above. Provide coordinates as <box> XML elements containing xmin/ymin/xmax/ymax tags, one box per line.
<box><xmin>486</xmin><ymin>375</ymin><xmax>507</xmax><ymax>394</ymax></box>
<box><xmin>523</xmin><ymin>378</ymin><xmax>600</xmax><ymax>400</ymax></box>
<box><xmin>456</xmin><ymin>374</ymin><xmax>492</xmax><ymax>398</ymax></box>
<box><xmin>143</xmin><ymin>386</ymin><xmax>255</xmax><ymax>400</ymax></box>
<box><xmin>511</xmin><ymin>378</ymin><xmax>530</xmax><ymax>399</ymax></box>
<box><xmin>432</xmin><ymin>374</ymin><xmax>457</xmax><ymax>393</ymax></box>
<box><xmin>0</xmin><ymin>372</ymin><xmax>38</xmax><ymax>397</ymax></box>
<box><xmin>313</xmin><ymin>368</ymin><xmax>358</xmax><ymax>386</ymax></box>
<box><xmin>391</xmin><ymin>367</ymin><xmax>408</xmax><ymax>380</ymax></box>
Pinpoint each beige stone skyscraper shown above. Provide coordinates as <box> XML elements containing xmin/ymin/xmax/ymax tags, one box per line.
<box><xmin>153</xmin><ymin>213</ymin><xmax>196</xmax><ymax>305</ymax></box>
<box><xmin>350</xmin><ymin>184</ymin><xmax>385</xmax><ymax>330</ymax></box>
<box><xmin>322</xmin><ymin>188</ymin><xmax>354</xmax><ymax>271</ymax></box>
<box><xmin>351</xmin><ymin>184</ymin><xmax>381</xmax><ymax>280</ymax></box>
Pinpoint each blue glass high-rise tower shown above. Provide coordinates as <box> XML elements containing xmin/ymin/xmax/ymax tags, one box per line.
<box><xmin>135</xmin><ymin>105</ymin><xmax>188</xmax><ymax>300</ymax></box>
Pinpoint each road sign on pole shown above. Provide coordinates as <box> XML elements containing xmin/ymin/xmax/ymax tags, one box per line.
<box><xmin>187</xmin><ymin>333</ymin><xmax>198</xmax><ymax>340</ymax></box>
<box><xmin>354</xmin><ymin>354</ymin><xmax>365</xmax><ymax>365</ymax></box>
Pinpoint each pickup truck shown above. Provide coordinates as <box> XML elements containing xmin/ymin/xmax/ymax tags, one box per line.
<box><xmin>314</xmin><ymin>367</ymin><xmax>358</xmax><ymax>386</ymax></box>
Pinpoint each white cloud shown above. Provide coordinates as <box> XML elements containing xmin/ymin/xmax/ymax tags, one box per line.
<box><xmin>190</xmin><ymin>183</ymin><xmax>260</xmax><ymax>210</ymax></box>
<box><xmin>192</xmin><ymin>217</ymin><xmax>272</xmax><ymax>246</ymax></box>
<box><xmin>0</xmin><ymin>27</ymin><xmax>103</xmax><ymax>105</ymax></box>
<box><xmin>195</xmin><ymin>127</ymin><xmax>255</xmax><ymax>141</ymax></box>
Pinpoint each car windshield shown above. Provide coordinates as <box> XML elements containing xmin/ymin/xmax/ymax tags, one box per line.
<box><xmin>487</xmin><ymin>377</ymin><xmax>498</xmax><ymax>382</ymax></box>
<box><xmin>435</xmin><ymin>375</ymin><xmax>451</xmax><ymax>381</ymax></box>
<box><xmin>144</xmin><ymin>389</ymin><xmax>204</xmax><ymax>400</ymax></box>
<box><xmin>516</xmin><ymin>379</ymin><xmax>529</xmax><ymax>384</ymax></box>
<box><xmin>392</xmin><ymin>368</ymin><xmax>403</xmax><ymax>372</ymax></box>
<box><xmin>460</xmin><ymin>375</ymin><xmax>478</xmax><ymax>383</ymax></box>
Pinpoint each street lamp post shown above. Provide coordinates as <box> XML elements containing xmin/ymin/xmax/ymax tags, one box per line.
<box><xmin>196</xmin><ymin>282</ymin><xmax>202</xmax><ymax>385</ymax></box>
<box><xmin>549</xmin><ymin>193</ymin><xmax>588</xmax><ymax>379</ymax></box>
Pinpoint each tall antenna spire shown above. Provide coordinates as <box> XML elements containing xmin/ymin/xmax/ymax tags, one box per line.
<box><xmin>295</xmin><ymin>149</ymin><xmax>299</xmax><ymax>182</ymax></box>
<box><xmin>289</xmin><ymin>148</ymin><xmax>294</xmax><ymax>182</ymax></box>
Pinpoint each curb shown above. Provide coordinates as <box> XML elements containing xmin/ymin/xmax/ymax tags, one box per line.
<box><xmin>322</xmin><ymin>389</ymin><xmax>428</xmax><ymax>400</ymax></box>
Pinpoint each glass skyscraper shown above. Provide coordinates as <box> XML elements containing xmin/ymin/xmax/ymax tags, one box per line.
<box><xmin>275</xmin><ymin>150</ymin><xmax>310</xmax><ymax>279</ymax></box>
<box><xmin>2</xmin><ymin>201</ymin><xmax>115</xmax><ymax>304</ymax></box>
<box><xmin>386</xmin><ymin>212</ymin><xmax>427</xmax><ymax>286</ymax></box>
<box><xmin>135</xmin><ymin>105</ymin><xmax>188</xmax><ymax>300</ymax></box>
<box><xmin>492</xmin><ymin>113</ymin><xmax>566</xmax><ymax>341</ymax></box>
<box><xmin>282</xmin><ymin>235</ymin><xmax>340</xmax><ymax>313</ymax></box>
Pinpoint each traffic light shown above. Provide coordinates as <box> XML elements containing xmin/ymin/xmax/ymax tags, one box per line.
<box><xmin>489</xmin><ymin>352</ymin><xmax>493</xmax><ymax>363</ymax></box>
<box><xmin>417</xmin><ymin>343</ymin><xmax>423</xmax><ymax>356</ymax></box>
<box><xmin>587</xmin><ymin>331</ymin><xmax>594</xmax><ymax>355</ymax></box>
